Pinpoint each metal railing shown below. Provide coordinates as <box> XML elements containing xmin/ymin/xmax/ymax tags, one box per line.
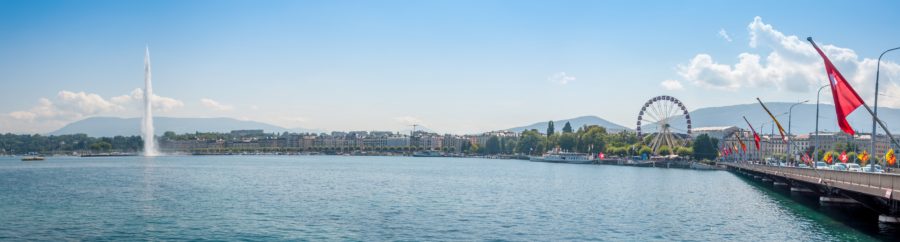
<box><xmin>728</xmin><ymin>163</ymin><xmax>900</xmax><ymax>195</ymax></box>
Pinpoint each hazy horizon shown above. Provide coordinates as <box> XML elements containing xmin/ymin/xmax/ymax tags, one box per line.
<box><xmin>2</xmin><ymin>0</ymin><xmax>900</xmax><ymax>134</ymax></box>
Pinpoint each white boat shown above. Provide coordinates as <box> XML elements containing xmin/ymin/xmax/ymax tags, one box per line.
<box><xmin>21</xmin><ymin>156</ymin><xmax>45</xmax><ymax>161</ymax></box>
<box><xmin>530</xmin><ymin>148</ymin><xmax>594</xmax><ymax>164</ymax></box>
<box><xmin>412</xmin><ymin>150</ymin><xmax>443</xmax><ymax>157</ymax></box>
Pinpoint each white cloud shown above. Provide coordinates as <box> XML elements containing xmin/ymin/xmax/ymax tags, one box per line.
<box><xmin>3</xmin><ymin>89</ymin><xmax>184</xmax><ymax>134</ymax></box>
<box><xmin>112</xmin><ymin>88</ymin><xmax>184</xmax><ymax>112</ymax></box>
<box><xmin>677</xmin><ymin>16</ymin><xmax>900</xmax><ymax>107</ymax></box>
<box><xmin>394</xmin><ymin>116</ymin><xmax>423</xmax><ymax>125</ymax></box>
<box><xmin>548</xmin><ymin>72</ymin><xmax>576</xmax><ymax>85</ymax></box>
<box><xmin>9</xmin><ymin>111</ymin><xmax>37</xmax><ymax>121</ymax></box>
<box><xmin>718</xmin><ymin>29</ymin><xmax>732</xmax><ymax>42</ymax></box>
<box><xmin>200</xmin><ymin>98</ymin><xmax>233</xmax><ymax>111</ymax></box>
<box><xmin>660</xmin><ymin>79</ymin><xmax>684</xmax><ymax>90</ymax></box>
<box><xmin>57</xmin><ymin>91</ymin><xmax>122</xmax><ymax>114</ymax></box>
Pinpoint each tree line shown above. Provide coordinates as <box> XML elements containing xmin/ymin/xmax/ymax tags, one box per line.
<box><xmin>465</xmin><ymin>121</ymin><xmax>719</xmax><ymax>161</ymax></box>
<box><xmin>0</xmin><ymin>133</ymin><xmax>143</xmax><ymax>154</ymax></box>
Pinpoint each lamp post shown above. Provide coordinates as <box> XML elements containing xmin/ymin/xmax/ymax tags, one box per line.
<box><xmin>814</xmin><ymin>84</ymin><xmax>828</xmax><ymax>168</ymax></box>
<box><xmin>760</xmin><ymin>123</ymin><xmax>766</xmax><ymax>163</ymax></box>
<box><xmin>788</xmin><ymin>100</ymin><xmax>810</xmax><ymax>165</ymax></box>
<box><xmin>872</xmin><ymin>46</ymin><xmax>900</xmax><ymax>169</ymax></box>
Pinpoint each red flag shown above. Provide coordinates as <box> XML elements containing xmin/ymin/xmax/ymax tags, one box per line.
<box><xmin>743</xmin><ymin>116</ymin><xmax>761</xmax><ymax>150</ymax></box>
<box><xmin>808</xmin><ymin>38</ymin><xmax>865</xmax><ymax>135</ymax></box>
<box><xmin>599</xmin><ymin>152</ymin><xmax>605</xmax><ymax>159</ymax></box>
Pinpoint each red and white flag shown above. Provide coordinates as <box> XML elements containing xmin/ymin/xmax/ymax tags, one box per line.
<box><xmin>808</xmin><ymin>38</ymin><xmax>865</xmax><ymax>135</ymax></box>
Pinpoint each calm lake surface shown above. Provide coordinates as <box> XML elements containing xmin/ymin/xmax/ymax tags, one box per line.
<box><xmin>0</xmin><ymin>156</ymin><xmax>892</xmax><ymax>241</ymax></box>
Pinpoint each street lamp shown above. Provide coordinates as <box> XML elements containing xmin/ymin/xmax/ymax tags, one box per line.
<box><xmin>788</xmin><ymin>100</ymin><xmax>810</xmax><ymax>164</ymax></box>
<box><xmin>814</xmin><ymin>84</ymin><xmax>828</xmax><ymax>168</ymax></box>
<box><xmin>872</xmin><ymin>46</ymin><xmax>900</xmax><ymax>169</ymax></box>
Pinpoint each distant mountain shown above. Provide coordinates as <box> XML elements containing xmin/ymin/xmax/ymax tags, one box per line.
<box><xmin>655</xmin><ymin>103</ymin><xmax>900</xmax><ymax>135</ymax></box>
<box><xmin>49</xmin><ymin>117</ymin><xmax>320</xmax><ymax>137</ymax></box>
<box><xmin>507</xmin><ymin>116</ymin><xmax>632</xmax><ymax>133</ymax></box>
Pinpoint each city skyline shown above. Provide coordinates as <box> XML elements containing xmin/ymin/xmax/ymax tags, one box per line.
<box><xmin>2</xmin><ymin>1</ymin><xmax>900</xmax><ymax>134</ymax></box>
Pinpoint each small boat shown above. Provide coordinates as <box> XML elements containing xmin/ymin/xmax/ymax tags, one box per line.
<box><xmin>530</xmin><ymin>148</ymin><xmax>595</xmax><ymax>164</ymax></box>
<box><xmin>412</xmin><ymin>150</ymin><xmax>443</xmax><ymax>157</ymax></box>
<box><xmin>21</xmin><ymin>156</ymin><xmax>45</xmax><ymax>161</ymax></box>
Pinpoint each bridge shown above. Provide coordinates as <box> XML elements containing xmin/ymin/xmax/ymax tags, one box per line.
<box><xmin>725</xmin><ymin>162</ymin><xmax>900</xmax><ymax>223</ymax></box>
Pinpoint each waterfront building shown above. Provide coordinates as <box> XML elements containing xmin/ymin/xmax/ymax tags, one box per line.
<box><xmin>691</xmin><ymin>126</ymin><xmax>739</xmax><ymax>142</ymax></box>
<box><xmin>230</xmin><ymin>129</ymin><xmax>264</xmax><ymax>137</ymax></box>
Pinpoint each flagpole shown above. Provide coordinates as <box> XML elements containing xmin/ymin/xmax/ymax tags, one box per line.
<box><xmin>787</xmin><ymin>100</ymin><xmax>809</xmax><ymax>165</ymax></box>
<box><xmin>872</xmin><ymin>46</ymin><xmax>900</xmax><ymax>169</ymax></box>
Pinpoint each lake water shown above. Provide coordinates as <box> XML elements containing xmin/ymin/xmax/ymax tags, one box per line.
<box><xmin>0</xmin><ymin>156</ymin><xmax>892</xmax><ymax>241</ymax></box>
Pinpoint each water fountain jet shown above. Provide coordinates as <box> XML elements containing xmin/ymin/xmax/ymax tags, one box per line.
<box><xmin>142</xmin><ymin>47</ymin><xmax>159</xmax><ymax>156</ymax></box>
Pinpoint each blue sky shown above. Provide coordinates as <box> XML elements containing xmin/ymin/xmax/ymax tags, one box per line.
<box><xmin>2</xmin><ymin>0</ymin><xmax>900</xmax><ymax>134</ymax></box>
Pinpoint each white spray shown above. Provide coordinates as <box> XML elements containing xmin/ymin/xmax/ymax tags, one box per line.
<box><xmin>142</xmin><ymin>47</ymin><xmax>159</xmax><ymax>156</ymax></box>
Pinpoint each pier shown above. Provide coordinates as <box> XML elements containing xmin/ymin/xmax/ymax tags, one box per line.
<box><xmin>726</xmin><ymin>162</ymin><xmax>900</xmax><ymax>223</ymax></box>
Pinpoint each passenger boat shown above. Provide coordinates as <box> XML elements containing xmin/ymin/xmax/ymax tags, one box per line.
<box><xmin>530</xmin><ymin>148</ymin><xmax>594</xmax><ymax>164</ymax></box>
<box><xmin>412</xmin><ymin>150</ymin><xmax>443</xmax><ymax>157</ymax></box>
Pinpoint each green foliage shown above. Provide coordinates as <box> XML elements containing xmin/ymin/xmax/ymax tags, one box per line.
<box><xmin>562</xmin><ymin>122</ymin><xmax>573</xmax><ymax>133</ymax></box>
<box><xmin>558</xmin><ymin>133</ymin><xmax>577</xmax><ymax>151</ymax></box>
<box><xmin>485</xmin><ymin>136</ymin><xmax>501</xmax><ymax>155</ymax></box>
<box><xmin>676</xmin><ymin>146</ymin><xmax>693</xmax><ymax>157</ymax></box>
<box><xmin>638</xmin><ymin>146</ymin><xmax>652</xmax><ymax>156</ymax></box>
<box><xmin>546</xmin><ymin>121</ymin><xmax>555</xmax><ymax>137</ymax></box>
<box><xmin>692</xmin><ymin>134</ymin><xmax>718</xmax><ymax>160</ymax></box>
<box><xmin>90</xmin><ymin>141</ymin><xmax>112</xmax><ymax>152</ymax></box>
<box><xmin>0</xmin><ymin>133</ymin><xmax>143</xmax><ymax>155</ymax></box>
<box><xmin>576</xmin><ymin>125</ymin><xmax>606</xmax><ymax>154</ymax></box>
<box><xmin>516</xmin><ymin>130</ymin><xmax>545</xmax><ymax>155</ymax></box>
<box><xmin>658</xmin><ymin>145</ymin><xmax>671</xmax><ymax>156</ymax></box>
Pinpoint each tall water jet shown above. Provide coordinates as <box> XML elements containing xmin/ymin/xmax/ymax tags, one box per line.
<box><xmin>142</xmin><ymin>47</ymin><xmax>159</xmax><ymax>156</ymax></box>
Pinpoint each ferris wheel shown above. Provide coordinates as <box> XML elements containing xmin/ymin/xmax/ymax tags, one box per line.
<box><xmin>637</xmin><ymin>95</ymin><xmax>692</xmax><ymax>155</ymax></box>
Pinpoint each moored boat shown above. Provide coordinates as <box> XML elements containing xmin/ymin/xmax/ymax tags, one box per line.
<box><xmin>412</xmin><ymin>150</ymin><xmax>443</xmax><ymax>157</ymax></box>
<box><xmin>530</xmin><ymin>148</ymin><xmax>594</xmax><ymax>164</ymax></box>
<box><xmin>21</xmin><ymin>156</ymin><xmax>45</xmax><ymax>161</ymax></box>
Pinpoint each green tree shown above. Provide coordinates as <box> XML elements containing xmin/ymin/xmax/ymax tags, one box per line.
<box><xmin>516</xmin><ymin>130</ymin><xmax>544</xmax><ymax>155</ymax></box>
<box><xmin>562</xmin><ymin>122</ymin><xmax>573</xmax><ymax>133</ymax></box>
<box><xmin>546</xmin><ymin>121</ymin><xmax>555</xmax><ymax>137</ymax></box>
<box><xmin>469</xmin><ymin>143</ymin><xmax>480</xmax><ymax>155</ymax></box>
<box><xmin>485</xmin><ymin>136</ymin><xmax>501</xmax><ymax>155</ymax></box>
<box><xmin>676</xmin><ymin>146</ymin><xmax>693</xmax><ymax>157</ymax></box>
<box><xmin>692</xmin><ymin>134</ymin><xmax>718</xmax><ymax>160</ymax></box>
<box><xmin>638</xmin><ymin>145</ymin><xmax>652</xmax><ymax>157</ymax></box>
<box><xmin>558</xmin><ymin>133</ymin><xmax>576</xmax><ymax>151</ymax></box>
<box><xmin>658</xmin><ymin>145</ymin><xmax>671</xmax><ymax>156</ymax></box>
<box><xmin>163</xmin><ymin>131</ymin><xmax>176</xmax><ymax>140</ymax></box>
<box><xmin>460</xmin><ymin>140</ymin><xmax>471</xmax><ymax>154</ymax></box>
<box><xmin>575</xmin><ymin>125</ymin><xmax>607</xmax><ymax>154</ymax></box>
<box><xmin>89</xmin><ymin>141</ymin><xmax>112</xmax><ymax>152</ymax></box>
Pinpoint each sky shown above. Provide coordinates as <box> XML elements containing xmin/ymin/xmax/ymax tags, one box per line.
<box><xmin>1</xmin><ymin>0</ymin><xmax>900</xmax><ymax>135</ymax></box>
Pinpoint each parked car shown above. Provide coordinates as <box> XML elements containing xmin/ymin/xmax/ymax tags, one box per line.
<box><xmin>798</xmin><ymin>164</ymin><xmax>811</xmax><ymax>169</ymax></box>
<box><xmin>847</xmin><ymin>163</ymin><xmax>862</xmax><ymax>172</ymax></box>
<box><xmin>862</xmin><ymin>166</ymin><xmax>884</xmax><ymax>173</ymax></box>
<box><xmin>862</xmin><ymin>165</ymin><xmax>885</xmax><ymax>173</ymax></box>
<box><xmin>815</xmin><ymin>162</ymin><xmax>830</xmax><ymax>170</ymax></box>
<box><xmin>831</xmin><ymin>163</ymin><xmax>848</xmax><ymax>171</ymax></box>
